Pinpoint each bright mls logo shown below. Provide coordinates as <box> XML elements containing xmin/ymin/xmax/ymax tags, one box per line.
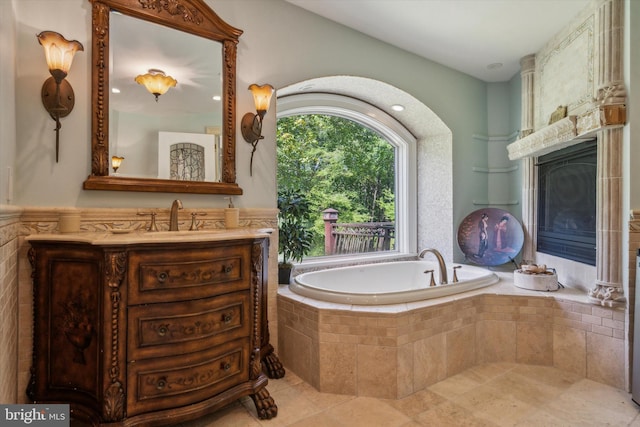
<box><xmin>1</xmin><ymin>405</ymin><xmax>69</xmax><ymax>426</ymax></box>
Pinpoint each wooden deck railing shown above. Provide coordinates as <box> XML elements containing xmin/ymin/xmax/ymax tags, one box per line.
<box><xmin>327</xmin><ymin>222</ymin><xmax>395</xmax><ymax>255</ymax></box>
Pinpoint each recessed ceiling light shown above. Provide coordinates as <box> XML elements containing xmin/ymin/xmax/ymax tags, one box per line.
<box><xmin>391</xmin><ymin>104</ymin><xmax>405</xmax><ymax>112</ymax></box>
<box><xmin>487</xmin><ymin>62</ymin><xmax>503</xmax><ymax>70</ymax></box>
<box><xmin>111</xmin><ymin>88</ymin><xmax>120</xmax><ymax>94</ymax></box>
<box><xmin>212</xmin><ymin>95</ymin><xmax>221</xmax><ymax>101</ymax></box>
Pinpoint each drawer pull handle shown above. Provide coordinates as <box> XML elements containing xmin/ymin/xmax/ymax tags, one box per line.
<box><xmin>222</xmin><ymin>313</ymin><xmax>232</xmax><ymax>324</ymax></box>
<box><xmin>221</xmin><ymin>362</ymin><xmax>231</xmax><ymax>372</ymax></box>
<box><xmin>157</xmin><ymin>325</ymin><xmax>168</xmax><ymax>336</ymax></box>
<box><xmin>156</xmin><ymin>377</ymin><xmax>167</xmax><ymax>390</ymax></box>
<box><xmin>223</xmin><ymin>265</ymin><xmax>233</xmax><ymax>274</ymax></box>
<box><xmin>157</xmin><ymin>272</ymin><xmax>168</xmax><ymax>283</ymax></box>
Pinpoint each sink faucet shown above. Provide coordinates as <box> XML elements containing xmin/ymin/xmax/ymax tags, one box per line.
<box><xmin>418</xmin><ymin>248</ymin><xmax>448</xmax><ymax>284</ymax></box>
<box><xmin>169</xmin><ymin>199</ymin><xmax>183</xmax><ymax>231</ymax></box>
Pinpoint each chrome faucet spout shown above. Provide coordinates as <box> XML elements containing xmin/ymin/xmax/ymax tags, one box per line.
<box><xmin>418</xmin><ymin>248</ymin><xmax>448</xmax><ymax>284</ymax></box>
<box><xmin>169</xmin><ymin>199</ymin><xmax>183</xmax><ymax>231</ymax></box>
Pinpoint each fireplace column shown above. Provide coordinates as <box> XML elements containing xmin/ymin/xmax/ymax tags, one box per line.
<box><xmin>588</xmin><ymin>0</ymin><xmax>626</xmax><ymax>308</ymax></box>
<box><xmin>519</xmin><ymin>54</ymin><xmax>536</xmax><ymax>262</ymax></box>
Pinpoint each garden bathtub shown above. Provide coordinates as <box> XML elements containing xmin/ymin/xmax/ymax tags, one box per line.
<box><xmin>289</xmin><ymin>260</ymin><xmax>499</xmax><ymax>305</ymax></box>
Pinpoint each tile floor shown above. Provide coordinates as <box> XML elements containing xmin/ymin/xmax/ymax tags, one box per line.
<box><xmin>177</xmin><ymin>363</ymin><xmax>640</xmax><ymax>427</ymax></box>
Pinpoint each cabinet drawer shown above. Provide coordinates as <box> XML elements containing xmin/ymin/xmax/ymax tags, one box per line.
<box><xmin>127</xmin><ymin>338</ymin><xmax>250</xmax><ymax>416</ymax></box>
<box><xmin>128</xmin><ymin>244</ymin><xmax>251</xmax><ymax>304</ymax></box>
<box><xmin>128</xmin><ymin>292</ymin><xmax>251</xmax><ymax>361</ymax></box>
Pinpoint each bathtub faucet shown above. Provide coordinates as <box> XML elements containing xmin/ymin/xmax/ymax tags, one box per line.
<box><xmin>418</xmin><ymin>248</ymin><xmax>448</xmax><ymax>284</ymax></box>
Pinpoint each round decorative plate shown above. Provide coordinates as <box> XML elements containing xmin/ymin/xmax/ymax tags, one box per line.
<box><xmin>457</xmin><ymin>208</ymin><xmax>524</xmax><ymax>266</ymax></box>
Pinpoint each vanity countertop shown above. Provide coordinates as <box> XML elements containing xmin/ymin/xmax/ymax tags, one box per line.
<box><xmin>26</xmin><ymin>228</ymin><xmax>273</xmax><ymax>245</ymax></box>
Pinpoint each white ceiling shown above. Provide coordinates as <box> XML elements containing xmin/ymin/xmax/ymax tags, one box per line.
<box><xmin>285</xmin><ymin>0</ymin><xmax>591</xmax><ymax>82</ymax></box>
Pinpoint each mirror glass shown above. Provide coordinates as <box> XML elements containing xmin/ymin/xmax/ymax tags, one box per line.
<box><xmin>83</xmin><ymin>0</ymin><xmax>242</xmax><ymax>195</ymax></box>
<box><xmin>109</xmin><ymin>12</ymin><xmax>223</xmax><ymax>182</ymax></box>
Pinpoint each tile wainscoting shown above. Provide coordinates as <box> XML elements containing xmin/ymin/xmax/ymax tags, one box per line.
<box><xmin>0</xmin><ymin>206</ymin><xmax>21</xmax><ymax>404</ymax></box>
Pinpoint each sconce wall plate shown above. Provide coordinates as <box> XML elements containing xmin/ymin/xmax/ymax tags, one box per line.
<box><xmin>41</xmin><ymin>77</ymin><xmax>74</xmax><ymax>119</ymax></box>
<box><xmin>241</xmin><ymin>112</ymin><xmax>263</xmax><ymax>144</ymax></box>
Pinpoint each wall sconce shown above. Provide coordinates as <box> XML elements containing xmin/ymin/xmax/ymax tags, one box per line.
<box><xmin>37</xmin><ymin>31</ymin><xmax>83</xmax><ymax>163</ymax></box>
<box><xmin>111</xmin><ymin>156</ymin><xmax>124</xmax><ymax>174</ymax></box>
<box><xmin>241</xmin><ymin>83</ymin><xmax>274</xmax><ymax>176</ymax></box>
<box><xmin>135</xmin><ymin>69</ymin><xmax>177</xmax><ymax>101</ymax></box>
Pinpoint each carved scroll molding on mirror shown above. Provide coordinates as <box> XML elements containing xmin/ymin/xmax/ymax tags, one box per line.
<box><xmin>83</xmin><ymin>0</ymin><xmax>243</xmax><ymax>195</ymax></box>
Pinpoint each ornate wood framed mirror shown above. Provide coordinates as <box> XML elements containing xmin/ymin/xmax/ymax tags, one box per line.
<box><xmin>83</xmin><ymin>0</ymin><xmax>243</xmax><ymax>195</ymax></box>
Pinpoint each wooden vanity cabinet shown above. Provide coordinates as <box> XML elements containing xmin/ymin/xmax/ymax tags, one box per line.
<box><xmin>27</xmin><ymin>236</ymin><xmax>277</xmax><ymax>426</ymax></box>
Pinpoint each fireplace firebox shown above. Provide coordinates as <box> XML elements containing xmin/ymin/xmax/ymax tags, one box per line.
<box><xmin>537</xmin><ymin>139</ymin><xmax>597</xmax><ymax>265</ymax></box>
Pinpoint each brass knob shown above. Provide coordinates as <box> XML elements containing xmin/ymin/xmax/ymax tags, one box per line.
<box><xmin>222</xmin><ymin>313</ymin><xmax>232</xmax><ymax>324</ymax></box>
<box><xmin>156</xmin><ymin>377</ymin><xmax>167</xmax><ymax>390</ymax></box>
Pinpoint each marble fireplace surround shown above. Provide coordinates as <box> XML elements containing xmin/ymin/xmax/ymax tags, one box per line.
<box><xmin>506</xmin><ymin>0</ymin><xmax>626</xmax><ymax>309</ymax></box>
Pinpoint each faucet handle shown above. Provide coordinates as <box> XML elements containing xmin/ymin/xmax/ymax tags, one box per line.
<box><xmin>189</xmin><ymin>212</ymin><xmax>207</xmax><ymax>231</ymax></box>
<box><xmin>424</xmin><ymin>269</ymin><xmax>436</xmax><ymax>287</ymax></box>
<box><xmin>138</xmin><ymin>211</ymin><xmax>159</xmax><ymax>232</ymax></box>
<box><xmin>452</xmin><ymin>265</ymin><xmax>461</xmax><ymax>283</ymax></box>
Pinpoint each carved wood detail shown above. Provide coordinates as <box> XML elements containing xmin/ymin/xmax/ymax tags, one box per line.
<box><xmin>27</xmin><ymin>236</ymin><xmax>277</xmax><ymax>424</ymax></box>
<box><xmin>104</xmin><ymin>251</ymin><xmax>126</xmax><ymax>421</ymax></box>
<box><xmin>84</xmin><ymin>0</ymin><xmax>243</xmax><ymax>194</ymax></box>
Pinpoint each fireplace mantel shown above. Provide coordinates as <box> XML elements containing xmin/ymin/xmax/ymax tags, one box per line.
<box><xmin>507</xmin><ymin>104</ymin><xmax>626</xmax><ymax>160</ymax></box>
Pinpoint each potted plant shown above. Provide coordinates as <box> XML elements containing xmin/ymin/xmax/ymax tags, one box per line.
<box><xmin>277</xmin><ymin>189</ymin><xmax>313</xmax><ymax>284</ymax></box>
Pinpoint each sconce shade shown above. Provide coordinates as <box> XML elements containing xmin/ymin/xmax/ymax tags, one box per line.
<box><xmin>37</xmin><ymin>31</ymin><xmax>83</xmax><ymax>80</ymax></box>
<box><xmin>111</xmin><ymin>156</ymin><xmax>124</xmax><ymax>173</ymax></box>
<box><xmin>249</xmin><ymin>84</ymin><xmax>275</xmax><ymax>116</ymax></box>
<box><xmin>135</xmin><ymin>69</ymin><xmax>177</xmax><ymax>101</ymax></box>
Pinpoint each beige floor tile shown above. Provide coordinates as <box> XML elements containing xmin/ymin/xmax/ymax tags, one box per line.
<box><xmin>290</xmin><ymin>380</ymin><xmax>356</xmax><ymax>411</ymax></box>
<box><xmin>180</xmin><ymin>401</ymin><xmax>262</xmax><ymax>427</ymax></box>
<box><xmin>511</xmin><ymin>363</ymin><xmax>582</xmax><ymax>390</ymax></box>
<box><xmin>266</xmin><ymin>370</ymin><xmax>305</xmax><ymax>393</ymax></box>
<box><xmin>565</xmin><ymin>378</ymin><xmax>639</xmax><ymax>420</ymax></box>
<box><xmin>630</xmin><ymin>412</ymin><xmax>640</xmax><ymax>426</ymax></box>
<box><xmin>485</xmin><ymin>370</ymin><xmax>564</xmax><ymax>406</ymax></box>
<box><xmin>464</xmin><ymin>362</ymin><xmax>517</xmax><ymax>383</ymax></box>
<box><xmin>324</xmin><ymin>396</ymin><xmax>412</xmax><ymax>427</ymax></box>
<box><xmin>285</xmin><ymin>412</ymin><xmax>346</xmax><ymax>427</ymax></box>
<box><xmin>452</xmin><ymin>385</ymin><xmax>536</xmax><ymax>427</ymax></box>
<box><xmin>543</xmin><ymin>392</ymin><xmax>636</xmax><ymax>426</ymax></box>
<box><xmin>383</xmin><ymin>389</ymin><xmax>448</xmax><ymax>417</ymax></box>
<box><xmin>413</xmin><ymin>401</ymin><xmax>497</xmax><ymax>426</ymax></box>
<box><xmin>514</xmin><ymin>408</ymin><xmax>582</xmax><ymax>427</ymax></box>
<box><xmin>428</xmin><ymin>370</ymin><xmax>486</xmax><ymax>400</ymax></box>
<box><xmin>160</xmin><ymin>363</ymin><xmax>639</xmax><ymax>427</ymax></box>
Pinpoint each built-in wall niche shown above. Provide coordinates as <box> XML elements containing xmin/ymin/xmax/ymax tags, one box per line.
<box><xmin>537</xmin><ymin>139</ymin><xmax>597</xmax><ymax>265</ymax></box>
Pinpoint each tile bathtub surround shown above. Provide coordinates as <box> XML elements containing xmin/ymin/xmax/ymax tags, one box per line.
<box><xmin>176</xmin><ymin>362</ymin><xmax>640</xmax><ymax>427</ymax></box>
<box><xmin>278</xmin><ymin>286</ymin><xmax>626</xmax><ymax>401</ymax></box>
<box><xmin>15</xmin><ymin>206</ymin><xmax>279</xmax><ymax>405</ymax></box>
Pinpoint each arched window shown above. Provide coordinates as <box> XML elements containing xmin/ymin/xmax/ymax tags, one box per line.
<box><xmin>277</xmin><ymin>93</ymin><xmax>417</xmax><ymax>260</ymax></box>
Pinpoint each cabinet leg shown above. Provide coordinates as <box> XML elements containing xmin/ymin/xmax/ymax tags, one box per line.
<box><xmin>261</xmin><ymin>343</ymin><xmax>285</xmax><ymax>379</ymax></box>
<box><xmin>251</xmin><ymin>387</ymin><xmax>278</xmax><ymax>419</ymax></box>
